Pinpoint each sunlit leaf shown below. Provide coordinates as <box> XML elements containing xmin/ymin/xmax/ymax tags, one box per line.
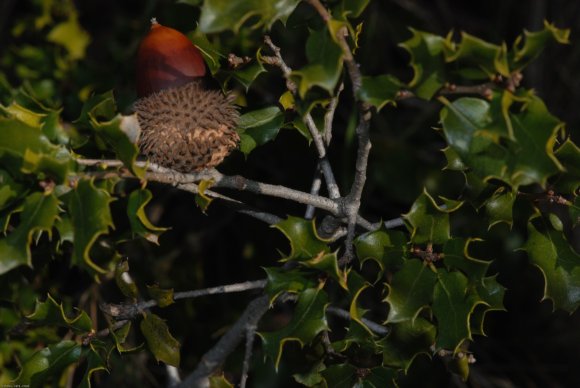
<box><xmin>47</xmin><ymin>12</ymin><xmax>90</xmax><ymax>60</ymax></box>
<box><xmin>140</xmin><ymin>313</ymin><xmax>181</xmax><ymax>367</ymax></box>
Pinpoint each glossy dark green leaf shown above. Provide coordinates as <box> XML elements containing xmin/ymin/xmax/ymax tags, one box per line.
<box><xmin>140</xmin><ymin>313</ymin><xmax>181</xmax><ymax>367</ymax></box>
<box><xmin>358</xmin><ymin>75</ymin><xmax>403</xmax><ymax>111</ymax></box>
<box><xmin>355</xmin><ymin>228</ymin><xmax>407</xmax><ymax>273</ymax></box>
<box><xmin>238</xmin><ymin>106</ymin><xmax>284</xmax><ymax>156</ymax></box>
<box><xmin>26</xmin><ymin>293</ymin><xmax>92</xmax><ymax>332</ymax></box>
<box><xmin>470</xmin><ymin>276</ymin><xmax>506</xmax><ymax>335</ymax></box>
<box><xmin>333</xmin><ymin>0</ymin><xmax>371</xmax><ymax>19</ymax></box>
<box><xmin>380</xmin><ymin>317</ymin><xmax>436</xmax><ymax>372</ymax></box>
<box><xmin>484</xmin><ymin>186</ymin><xmax>516</xmax><ymax>228</ymax></box>
<box><xmin>263</xmin><ymin>267</ymin><xmax>317</xmax><ymax>302</ymax></box>
<box><xmin>189</xmin><ymin>31</ymin><xmax>223</xmax><ymax>75</ymax></box>
<box><xmin>508</xmin><ymin>94</ymin><xmax>563</xmax><ymax>187</ymax></box>
<box><xmin>127</xmin><ymin>188</ymin><xmax>167</xmax><ymax>244</ymax></box>
<box><xmin>432</xmin><ymin>270</ymin><xmax>482</xmax><ymax>351</ymax></box>
<box><xmin>15</xmin><ymin>340</ymin><xmax>82</xmax><ymax>387</ymax></box>
<box><xmin>404</xmin><ymin>189</ymin><xmax>462</xmax><ymax>244</ymax></box>
<box><xmin>293</xmin><ymin>360</ymin><xmax>325</xmax><ymax>386</ymax></box>
<box><xmin>361</xmin><ymin>366</ymin><xmax>399</xmax><ymax>387</ymax></box>
<box><xmin>320</xmin><ymin>363</ymin><xmax>357</xmax><ymax>388</ymax></box>
<box><xmin>442</xmin><ymin>238</ymin><xmax>490</xmax><ymax>282</ymax></box>
<box><xmin>524</xmin><ymin>218</ymin><xmax>580</xmax><ymax>312</ymax></box>
<box><xmin>0</xmin><ymin>192</ymin><xmax>59</xmax><ymax>275</ymax></box>
<box><xmin>301</xmin><ymin>251</ymin><xmax>348</xmax><ymax>290</ymax></box>
<box><xmin>199</xmin><ymin>0</ymin><xmax>300</xmax><ymax>33</ymax></box>
<box><xmin>511</xmin><ymin>21</ymin><xmax>570</xmax><ymax>70</ymax></box>
<box><xmin>385</xmin><ymin>259</ymin><xmax>437</xmax><ymax>322</ymax></box>
<box><xmin>399</xmin><ymin>29</ymin><xmax>448</xmax><ymax>99</ymax></box>
<box><xmin>292</xmin><ymin>28</ymin><xmax>344</xmax><ymax>98</ymax></box>
<box><xmin>147</xmin><ymin>284</ymin><xmax>175</xmax><ymax>308</ymax></box>
<box><xmin>259</xmin><ymin>288</ymin><xmax>329</xmax><ymax>370</ymax></box>
<box><xmin>442</xmin><ymin>146</ymin><xmax>466</xmax><ymax>171</ymax></box>
<box><xmin>68</xmin><ymin>179</ymin><xmax>114</xmax><ymax>274</ymax></box>
<box><xmin>554</xmin><ymin>138</ymin><xmax>580</xmax><ymax>194</ymax></box>
<box><xmin>231</xmin><ymin>59</ymin><xmax>265</xmax><ymax>90</ymax></box>
<box><xmin>78</xmin><ymin>346</ymin><xmax>108</xmax><ymax>388</ymax></box>
<box><xmin>446</xmin><ymin>32</ymin><xmax>510</xmax><ymax>78</ymax></box>
<box><xmin>273</xmin><ymin>216</ymin><xmax>330</xmax><ymax>261</ymax></box>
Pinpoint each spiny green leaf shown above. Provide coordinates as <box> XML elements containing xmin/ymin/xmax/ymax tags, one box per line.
<box><xmin>432</xmin><ymin>270</ymin><xmax>482</xmax><ymax>352</ymax></box>
<box><xmin>301</xmin><ymin>251</ymin><xmax>348</xmax><ymax>290</ymax></box>
<box><xmin>380</xmin><ymin>317</ymin><xmax>436</xmax><ymax>372</ymax></box>
<box><xmin>109</xmin><ymin>321</ymin><xmax>142</xmax><ymax>354</ymax></box>
<box><xmin>508</xmin><ymin>94</ymin><xmax>563</xmax><ymax>187</ymax></box>
<box><xmin>77</xmin><ymin>346</ymin><xmax>108</xmax><ymax>388</ymax></box>
<box><xmin>347</xmin><ymin>271</ymin><xmax>373</xmax><ymax>334</ymax></box>
<box><xmin>333</xmin><ymin>0</ymin><xmax>371</xmax><ymax>20</ymax></box>
<box><xmin>26</xmin><ymin>293</ymin><xmax>92</xmax><ymax>332</ymax></box>
<box><xmin>147</xmin><ymin>284</ymin><xmax>175</xmax><ymax>308</ymax></box>
<box><xmin>0</xmin><ymin>169</ymin><xmax>24</xmax><ymax>211</ymax></box>
<box><xmin>199</xmin><ymin>0</ymin><xmax>300</xmax><ymax>33</ymax></box>
<box><xmin>361</xmin><ymin>366</ymin><xmax>399</xmax><ymax>387</ymax></box>
<box><xmin>320</xmin><ymin>364</ymin><xmax>357</xmax><ymax>388</ymax></box>
<box><xmin>385</xmin><ymin>259</ymin><xmax>437</xmax><ymax>323</ymax></box>
<box><xmin>292</xmin><ymin>28</ymin><xmax>344</xmax><ymax>98</ymax></box>
<box><xmin>512</xmin><ymin>21</ymin><xmax>570</xmax><ymax>70</ymax></box>
<box><xmin>524</xmin><ymin>218</ymin><xmax>580</xmax><ymax>312</ymax></box>
<box><xmin>355</xmin><ymin>228</ymin><xmax>407</xmax><ymax>274</ymax></box>
<box><xmin>0</xmin><ymin>118</ymin><xmax>72</xmax><ymax>182</ymax></box>
<box><xmin>189</xmin><ymin>31</ymin><xmax>223</xmax><ymax>75</ymax></box>
<box><xmin>0</xmin><ymin>192</ymin><xmax>59</xmax><ymax>275</ymax></box>
<box><xmin>400</xmin><ymin>29</ymin><xmax>448</xmax><ymax>99</ymax></box>
<box><xmin>554</xmin><ymin>138</ymin><xmax>580</xmax><ymax>195</ymax></box>
<box><xmin>358</xmin><ymin>74</ymin><xmax>403</xmax><ymax>111</ymax></box>
<box><xmin>273</xmin><ymin>216</ymin><xmax>330</xmax><ymax>261</ymax></box>
<box><xmin>127</xmin><ymin>188</ymin><xmax>167</xmax><ymax>244</ymax></box>
<box><xmin>15</xmin><ymin>340</ymin><xmax>82</xmax><ymax>387</ymax></box>
<box><xmin>484</xmin><ymin>186</ymin><xmax>516</xmax><ymax>228</ymax></box>
<box><xmin>237</xmin><ymin>106</ymin><xmax>284</xmax><ymax>156</ymax></box>
<box><xmin>404</xmin><ymin>189</ymin><xmax>462</xmax><ymax>244</ymax></box>
<box><xmin>470</xmin><ymin>276</ymin><xmax>506</xmax><ymax>335</ymax></box>
<box><xmin>442</xmin><ymin>146</ymin><xmax>466</xmax><ymax>171</ymax></box>
<box><xmin>230</xmin><ymin>58</ymin><xmax>265</xmax><ymax>90</ymax></box>
<box><xmin>259</xmin><ymin>287</ymin><xmax>329</xmax><ymax>370</ymax></box>
<box><xmin>140</xmin><ymin>313</ymin><xmax>181</xmax><ymax>367</ymax></box>
<box><xmin>263</xmin><ymin>267</ymin><xmax>317</xmax><ymax>302</ymax></box>
<box><xmin>69</xmin><ymin>179</ymin><xmax>114</xmax><ymax>274</ymax></box>
<box><xmin>442</xmin><ymin>238</ymin><xmax>491</xmax><ymax>282</ymax></box>
<box><xmin>446</xmin><ymin>32</ymin><xmax>510</xmax><ymax>78</ymax></box>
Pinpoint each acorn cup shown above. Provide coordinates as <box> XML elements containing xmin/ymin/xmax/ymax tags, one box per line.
<box><xmin>134</xmin><ymin>19</ymin><xmax>240</xmax><ymax>172</ymax></box>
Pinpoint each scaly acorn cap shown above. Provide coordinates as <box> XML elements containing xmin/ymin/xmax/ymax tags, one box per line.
<box><xmin>134</xmin><ymin>81</ymin><xmax>240</xmax><ymax>172</ymax></box>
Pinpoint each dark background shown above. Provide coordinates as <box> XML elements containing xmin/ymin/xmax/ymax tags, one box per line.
<box><xmin>1</xmin><ymin>0</ymin><xmax>579</xmax><ymax>387</ymax></box>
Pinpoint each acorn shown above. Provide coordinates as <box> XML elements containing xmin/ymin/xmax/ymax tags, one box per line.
<box><xmin>134</xmin><ymin>19</ymin><xmax>239</xmax><ymax>172</ymax></box>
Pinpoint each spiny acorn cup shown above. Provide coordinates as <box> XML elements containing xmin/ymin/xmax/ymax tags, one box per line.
<box><xmin>134</xmin><ymin>19</ymin><xmax>240</xmax><ymax>172</ymax></box>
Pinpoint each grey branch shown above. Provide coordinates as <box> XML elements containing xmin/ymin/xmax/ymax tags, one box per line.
<box><xmin>100</xmin><ymin>280</ymin><xmax>267</xmax><ymax>321</ymax></box>
<box><xmin>263</xmin><ymin>35</ymin><xmax>341</xmax><ymax>200</ymax></box>
<box><xmin>326</xmin><ymin>306</ymin><xmax>389</xmax><ymax>336</ymax></box>
<box><xmin>176</xmin><ymin>295</ymin><xmax>270</xmax><ymax>388</ymax></box>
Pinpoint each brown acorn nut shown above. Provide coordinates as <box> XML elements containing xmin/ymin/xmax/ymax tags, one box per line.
<box><xmin>134</xmin><ymin>19</ymin><xmax>240</xmax><ymax>172</ymax></box>
<box><xmin>136</xmin><ymin>18</ymin><xmax>206</xmax><ymax>97</ymax></box>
